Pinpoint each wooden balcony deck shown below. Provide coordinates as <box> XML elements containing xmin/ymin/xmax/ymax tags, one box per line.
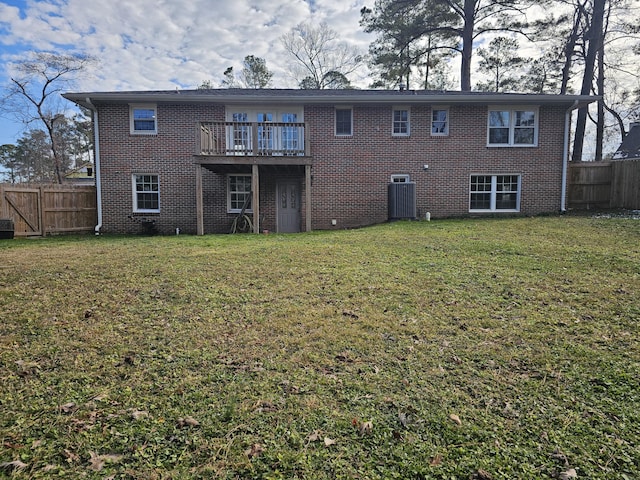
<box><xmin>199</xmin><ymin>122</ymin><xmax>309</xmax><ymax>159</ymax></box>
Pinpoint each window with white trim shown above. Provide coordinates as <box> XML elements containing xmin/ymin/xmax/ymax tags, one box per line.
<box><xmin>470</xmin><ymin>175</ymin><xmax>521</xmax><ymax>212</ymax></box>
<box><xmin>487</xmin><ymin>107</ymin><xmax>537</xmax><ymax>146</ymax></box>
<box><xmin>335</xmin><ymin>107</ymin><xmax>353</xmax><ymax>136</ymax></box>
<box><xmin>130</xmin><ymin>104</ymin><xmax>157</xmax><ymax>134</ymax></box>
<box><xmin>431</xmin><ymin>108</ymin><xmax>449</xmax><ymax>136</ymax></box>
<box><xmin>133</xmin><ymin>174</ymin><xmax>160</xmax><ymax>212</ymax></box>
<box><xmin>392</xmin><ymin>108</ymin><xmax>410</xmax><ymax>136</ymax></box>
<box><xmin>391</xmin><ymin>174</ymin><xmax>410</xmax><ymax>183</ymax></box>
<box><xmin>228</xmin><ymin>174</ymin><xmax>252</xmax><ymax>213</ymax></box>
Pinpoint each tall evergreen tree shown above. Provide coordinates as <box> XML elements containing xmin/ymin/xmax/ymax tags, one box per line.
<box><xmin>475</xmin><ymin>36</ymin><xmax>525</xmax><ymax>92</ymax></box>
<box><xmin>361</xmin><ymin>0</ymin><xmax>457</xmax><ymax>89</ymax></box>
<box><xmin>361</xmin><ymin>0</ymin><xmax>537</xmax><ymax>91</ymax></box>
<box><xmin>241</xmin><ymin>55</ymin><xmax>273</xmax><ymax>89</ymax></box>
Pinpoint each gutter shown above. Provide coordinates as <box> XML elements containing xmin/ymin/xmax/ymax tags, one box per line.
<box><xmin>561</xmin><ymin>100</ymin><xmax>580</xmax><ymax>212</ymax></box>
<box><xmin>85</xmin><ymin>97</ymin><xmax>102</xmax><ymax>234</ymax></box>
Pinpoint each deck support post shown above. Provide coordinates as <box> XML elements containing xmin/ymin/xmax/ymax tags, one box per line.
<box><xmin>196</xmin><ymin>165</ymin><xmax>204</xmax><ymax>235</ymax></box>
<box><xmin>305</xmin><ymin>165</ymin><xmax>312</xmax><ymax>232</ymax></box>
<box><xmin>252</xmin><ymin>164</ymin><xmax>260</xmax><ymax>234</ymax></box>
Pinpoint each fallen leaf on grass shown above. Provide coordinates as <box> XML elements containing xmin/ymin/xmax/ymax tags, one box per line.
<box><xmin>342</xmin><ymin>310</ymin><xmax>359</xmax><ymax>319</ymax></box>
<box><xmin>131</xmin><ymin>410</ymin><xmax>149</xmax><ymax>420</ymax></box>
<box><xmin>176</xmin><ymin>416</ymin><xmax>200</xmax><ymax>427</ymax></box>
<box><xmin>559</xmin><ymin>468</ymin><xmax>577</xmax><ymax>479</ymax></box>
<box><xmin>59</xmin><ymin>402</ymin><xmax>77</xmax><ymax>414</ymax></box>
<box><xmin>253</xmin><ymin>400</ymin><xmax>277</xmax><ymax>413</ymax></box>
<box><xmin>335</xmin><ymin>351</ymin><xmax>353</xmax><ymax>362</ymax></box>
<box><xmin>0</xmin><ymin>460</ymin><xmax>28</xmax><ymax>471</ymax></box>
<box><xmin>88</xmin><ymin>452</ymin><xmax>123</xmax><ymax>471</ymax></box>
<box><xmin>324</xmin><ymin>437</ymin><xmax>336</xmax><ymax>447</ymax></box>
<box><xmin>429</xmin><ymin>454</ymin><xmax>443</xmax><ymax>466</ymax></box>
<box><xmin>398</xmin><ymin>412</ymin><xmax>409</xmax><ymax>427</ymax></box>
<box><xmin>470</xmin><ymin>469</ymin><xmax>493</xmax><ymax>480</ymax></box>
<box><xmin>359</xmin><ymin>420</ymin><xmax>373</xmax><ymax>435</ymax></box>
<box><xmin>307</xmin><ymin>431</ymin><xmax>321</xmax><ymax>442</ymax></box>
<box><xmin>245</xmin><ymin>443</ymin><xmax>263</xmax><ymax>459</ymax></box>
<box><xmin>449</xmin><ymin>413</ymin><xmax>462</xmax><ymax>425</ymax></box>
<box><xmin>63</xmin><ymin>449</ymin><xmax>80</xmax><ymax>463</ymax></box>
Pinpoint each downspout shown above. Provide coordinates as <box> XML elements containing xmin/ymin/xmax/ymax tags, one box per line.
<box><xmin>85</xmin><ymin>97</ymin><xmax>102</xmax><ymax>234</ymax></box>
<box><xmin>561</xmin><ymin>100</ymin><xmax>580</xmax><ymax>212</ymax></box>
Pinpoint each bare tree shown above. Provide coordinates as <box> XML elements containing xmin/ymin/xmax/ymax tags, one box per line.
<box><xmin>3</xmin><ymin>52</ymin><xmax>96</xmax><ymax>183</ymax></box>
<box><xmin>281</xmin><ymin>22</ymin><xmax>364</xmax><ymax>89</ymax></box>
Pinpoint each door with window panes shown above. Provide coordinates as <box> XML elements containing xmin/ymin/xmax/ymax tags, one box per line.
<box><xmin>277</xmin><ymin>180</ymin><xmax>301</xmax><ymax>233</ymax></box>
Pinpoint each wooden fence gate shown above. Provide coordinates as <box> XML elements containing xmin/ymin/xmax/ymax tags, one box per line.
<box><xmin>0</xmin><ymin>184</ymin><xmax>97</xmax><ymax>237</ymax></box>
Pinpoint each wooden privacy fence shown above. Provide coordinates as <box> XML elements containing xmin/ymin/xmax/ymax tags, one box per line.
<box><xmin>568</xmin><ymin>160</ymin><xmax>640</xmax><ymax>210</ymax></box>
<box><xmin>0</xmin><ymin>184</ymin><xmax>97</xmax><ymax>237</ymax></box>
<box><xmin>610</xmin><ymin>159</ymin><xmax>640</xmax><ymax>209</ymax></box>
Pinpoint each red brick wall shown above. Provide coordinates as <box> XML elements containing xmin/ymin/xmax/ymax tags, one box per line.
<box><xmin>96</xmin><ymin>100</ymin><xmax>567</xmax><ymax>234</ymax></box>
<box><xmin>306</xmin><ymin>103</ymin><xmax>567</xmax><ymax>229</ymax></box>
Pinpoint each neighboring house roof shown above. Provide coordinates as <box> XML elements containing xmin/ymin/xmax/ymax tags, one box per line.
<box><xmin>63</xmin><ymin>88</ymin><xmax>597</xmax><ymax>109</ymax></box>
<box><xmin>612</xmin><ymin>122</ymin><xmax>640</xmax><ymax>160</ymax></box>
<box><xmin>64</xmin><ymin>162</ymin><xmax>95</xmax><ymax>184</ymax></box>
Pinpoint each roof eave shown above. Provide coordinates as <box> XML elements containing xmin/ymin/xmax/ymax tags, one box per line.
<box><xmin>62</xmin><ymin>91</ymin><xmax>599</xmax><ymax>108</ymax></box>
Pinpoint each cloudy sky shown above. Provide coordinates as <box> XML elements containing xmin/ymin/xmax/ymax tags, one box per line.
<box><xmin>0</xmin><ymin>0</ymin><xmax>375</xmax><ymax>146</ymax></box>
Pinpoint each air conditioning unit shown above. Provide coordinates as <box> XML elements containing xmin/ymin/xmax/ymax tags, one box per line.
<box><xmin>388</xmin><ymin>182</ymin><xmax>416</xmax><ymax>220</ymax></box>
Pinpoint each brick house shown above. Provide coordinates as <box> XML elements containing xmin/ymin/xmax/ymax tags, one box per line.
<box><xmin>63</xmin><ymin>89</ymin><xmax>595</xmax><ymax>235</ymax></box>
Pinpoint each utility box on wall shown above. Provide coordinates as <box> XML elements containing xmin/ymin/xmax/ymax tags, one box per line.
<box><xmin>0</xmin><ymin>219</ymin><xmax>15</xmax><ymax>239</ymax></box>
<box><xmin>388</xmin><ymin>182</ymin><xmax>416</xmax><ymax>220</ymax></box>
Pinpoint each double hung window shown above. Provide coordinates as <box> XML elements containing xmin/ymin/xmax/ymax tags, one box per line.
<box><xmin>488</xmin><ymin>107</ymin><xmax>537</xmax><ymax>146</ymax></box>
<box><xmin>335</xmin><ymin>108</ymin><xmax>353</xmax><ymax>136</ymax></box>
<box><xmin>130</xmin><ymin>105</ymin><xmax>157</xmax><ymax>134</ymax></box>
<box><xmin>228</xmin><ymin>174</ymin><xmax>252</xmax><ymax>213</ymax></box>
<box><xmin>392</xmin><ymin>108</ymin><xmax>410</xmax><ymax>136</ymax></box>
<box><xmin>133</xmin><ymin>174</ymin><xmax>160</xmax><ymax>212</ymax></box>
<box><xmin>431</xmin><ymin>109</ymin><xmax>449</xmax><ymax>136</ymax></box>
<box><xmin>470</xmin><ymin>175</ymin><xmax>520</xmax><ymax>212</ymax></box>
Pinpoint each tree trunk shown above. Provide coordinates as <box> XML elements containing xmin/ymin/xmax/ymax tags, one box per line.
<box><xmin>572</xmin><ymin>0</ymin><xmax>605</xmax><ymax>162</ymax></box>
<box><xmin>560</xmin><ymin>2</ymin><xmax>585</xmax><ymax>94</ymax></box>
<box><xmin>460</xmin><ymin>0</ymin><xmax>475</xmax><ymax>91</ymax></box>
<box><xmin>595</xmin><ymin>26</ymin><xmax>605</xmax><ymax>162</ymax></box>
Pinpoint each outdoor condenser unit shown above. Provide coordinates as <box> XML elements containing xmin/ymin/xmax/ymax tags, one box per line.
<box><xmin>388</xmin><ymin>182</ymin><xmax>416</xmax><ymax>220</ymax></box>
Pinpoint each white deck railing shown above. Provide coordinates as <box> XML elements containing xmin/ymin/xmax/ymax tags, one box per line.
<box><xmin>200</xmin><ymin>122</ymin><xmax>306</xmax><ymax>156</ymax></box>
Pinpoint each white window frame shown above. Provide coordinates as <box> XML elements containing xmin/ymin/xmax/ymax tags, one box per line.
<box><xmin>487</xmin><ymin>106</ymin><xmax>538</xmax><ymax>147</ymax></box>
<box><xmin>391</xmin><ymin>174</ymin><xmax>410</xmax><ymax>183</ymax></box>
<box><xmin>431</xmin><ymin>107</ymin><xmax>449</xmax><ymax>136</ymax></box>
<box><xmin>225</xmin><ymin>107</ymin><xmax>304</xmax><ymax>123</ymax></box>
<box><xmin>469</xmin><ymin>174</ymin><xmax>521</xmax><ymax>213</ymax></box>
<box><xmin>335</xmin><ymin>107</ymin><xmax>353</xmax><ymax>136</ymax></box>
<box><xmin>392</xmin><ymin>107</ymin><xmax>410</xmax><ymax>136</ymax></box>
<box><xmin>132</xmin><ymin>174</ymin><xmax>160</xmax><ymax>213</ymax></box>
<box><xmin>227</xmin><ymin>174</ymin><xmax>253</xmax><ymax>213</ymax></box>
<box><xmin>130</xmin><ymin>104</ymin><xmax>157</xmax><ymax>135</ymax></box>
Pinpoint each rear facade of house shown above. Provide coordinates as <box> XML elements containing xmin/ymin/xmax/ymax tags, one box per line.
<box><xmin>64</xmin><ymin>89</ymin><xmax>594</xmax><ymax>235</ymax></box>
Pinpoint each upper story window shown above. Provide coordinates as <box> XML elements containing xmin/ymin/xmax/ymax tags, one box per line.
<box><xmin>132</xmin><ymin>174</ymin><xmax>160</xmax><ymax>212</ymax></box>
<box><xmin>130</xmin><ymin>104</ymin><xmax>157</xmax><ymax>134</ymax></box>
<box><xmin>431</xmin><ymin>108</ymin><xmax>449</xmax><ymax>136</ymax></box>
<box><xmin>335</xmin><ymin>107</ymin><xmax>353</xmax><ymax>136</ymax></box>
<box><xmin>488</xmin><ymin>107</ymin><xmax>538</xmax><ymax>146</ymax></box>
<box><xmin>392</xmin><ymin>108</ymin><xmax>410</xmax><ymax>136</ymax></box>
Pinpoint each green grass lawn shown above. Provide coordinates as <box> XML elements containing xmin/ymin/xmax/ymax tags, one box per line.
<box><xmin>1</xmin><ymin>216</ymin><xmax>638</xmax><ymax>479</ymax></box>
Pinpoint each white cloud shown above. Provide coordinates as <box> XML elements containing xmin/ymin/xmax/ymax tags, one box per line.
<box><xmin>0</xmin><ymin>0</ymin><xmax>373</xmax><ymax>94</ymax></box>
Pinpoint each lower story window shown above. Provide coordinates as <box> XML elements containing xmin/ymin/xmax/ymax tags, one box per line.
<box><xmin>133</xmin><ymin>174</ymin><xmax>159</xmax><ymax>212</ymax></box>
<box><xmin>228</xmin><ymin>174</ymin><xmax>252</xmax><ymax>212</ymax></box>
<box><xmin>470</xmin><ymin>174</ymin><xmax>520</xmax><ymax>212</ymax></box>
